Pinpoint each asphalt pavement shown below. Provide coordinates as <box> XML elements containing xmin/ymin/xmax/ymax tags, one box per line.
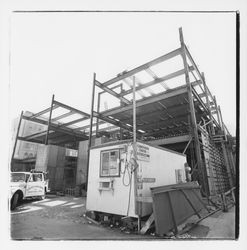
<box><xmin>10</xmin><ymin>195</ymin><xmax>236</xmax><ymax>240</ymax></box>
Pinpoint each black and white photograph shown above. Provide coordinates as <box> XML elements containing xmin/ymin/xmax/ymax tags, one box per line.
<box><xmin>0</xmin><ymin>0</ymin><xmax>246</xmax><ymax>248</ymax></box>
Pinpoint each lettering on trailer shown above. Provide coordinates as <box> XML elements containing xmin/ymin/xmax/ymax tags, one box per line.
<box><xmin>137</xmin><ymin>177</ymin><xmax>156</xmax><ymax>183</ymax></box>
<box><xmin>137</xmin><ymin>144</ymin><xmax>150</xmax><ymax>162</ymax></box>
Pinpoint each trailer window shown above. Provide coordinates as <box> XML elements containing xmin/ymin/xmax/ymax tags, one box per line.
<box><xmin>100</xmin><ymin>149</ymin><xmax>120</xmax><ymax>177</ymax></box>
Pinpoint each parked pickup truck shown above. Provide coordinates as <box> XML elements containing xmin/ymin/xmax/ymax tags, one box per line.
<box><xmin>10</xmin><ymin>170</ymin><xmax>50</xmax><ymax>210</ymax></box>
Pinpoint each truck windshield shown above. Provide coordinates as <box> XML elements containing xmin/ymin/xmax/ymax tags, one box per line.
<box><xmin>11</xmin><ymin>173</ymin><xmax>26</xmax><ymax>182</ymax></box>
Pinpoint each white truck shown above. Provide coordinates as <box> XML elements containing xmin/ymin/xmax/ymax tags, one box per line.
<box><xmin>10</xmin><ymin>171</ymin><xmax>49</xmax><ymax>210</ymax></box>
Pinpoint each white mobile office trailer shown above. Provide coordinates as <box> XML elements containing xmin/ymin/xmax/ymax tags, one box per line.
<box><xmin>86</xmin><ymin>140</ymin><xmax>186</xmax><ymax>218</ymax></box>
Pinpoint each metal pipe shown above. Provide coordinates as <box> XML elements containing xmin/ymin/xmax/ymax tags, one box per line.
<box><xmin>133</xmin><ymin>76</ymin><xmax>136</xmax><ymax>146</ymax></box>
<box><xmin>132</xmin><ymin>76</ymin><xmax>141</xmax><ymax>232</ymax></box>
<box><xmin>182</xmin><ymin>137</ymin><xmax>193</xmax><ymax>154</ymax></box>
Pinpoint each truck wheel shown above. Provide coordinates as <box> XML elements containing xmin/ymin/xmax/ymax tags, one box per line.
<box><xmin>40</xmin><ymin>195</ymin><xmax>46</xmax><ymax>200</ymax></box>
<box><xmin>11</xmin><ymin>193</ymin><xmax>19</xmax><ymax>210</ymax></box>
<box><xmin>40</xmin><ymin>189</ymin><xmax>46</xmax><ymax>200</ymax></box>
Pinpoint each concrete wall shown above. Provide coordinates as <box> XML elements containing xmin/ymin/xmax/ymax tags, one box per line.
<box><xmin>35</xmin><ymin>145</ymin><xmax>66</xmax><ymax>191</ymax></box>
<box><xmin>76</xmin><ymin>141</ymin><xmax>88</xmax><ymax>186</ymax></box>
<box><xmin>76</xmin><ymin>137</ymin><xmax>110</xmax><ymax>186</ymax></box>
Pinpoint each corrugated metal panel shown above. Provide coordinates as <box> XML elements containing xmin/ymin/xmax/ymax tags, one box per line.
<box><xmin>35</xmin><ymin>145</ymin><xmax>49</xmax><ymax>171</ymax></box>
<box><xmin>47</xmin><ymin>145</ymin><xmax>58</xmax><ymax>167</ymax></box>
<box><xmin>56</xmin><ymin>146</ymin><xmax>65</xmax><ymax>168</ymax></box>
<box><xmin>76</xmin><ymin>141</ymin><xmax>88</xmax><ymax>185</ymax></box>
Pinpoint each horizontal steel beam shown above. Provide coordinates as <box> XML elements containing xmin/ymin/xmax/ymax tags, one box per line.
<box><xmin>99</xmin><ymin>83</ymin><xmax>123</xmax><ymax>95</ymax></box>
<box><xmin>102</xmin><ymin>48</ymin><xmax>181</xmax><ymax>87</ymax></box>
<box><xmin>122</xmin><ymin>78</ymin><xmax>147</xmax><ymax>98</ymax></box>
<box><xmin>185</xmin><ymin>46</ymin><xmax>216</xmax><ymax>107</ymax></box>
<box><xmin>113</xmin><ymin>101</ymin><xmax>189</xmax><ymax>125</ymax></box>
<box><xmin>22</xmin><ymin>115</ymin><xmax>88</xmax><ymax>139</ymax></box>
<box><xmin>58</xmin><ymin>116</ymin><xmax>90</xmax><ymax>128</ymax></box>
<box><xmin>191</xmin><ymin>80</ymin><xmax>202</xmax><ymax>87</ymax></box>
<box><xmin>17</xmin><ymin>136</ymin><xmax>43</xmax><ymax>144</ymax></box>
<box><xmin>145</xmin><ymin>68</ymin><xmax>170</xmax><ymax>90</ymax></box>
<box><xmin>30</xmin><ymin>104</ymin><xmax>59</xmax><ymax>119</ymax></box>
<box><xmin>51</xmin><ymin>110</ymin><xmax>75</xmax><ymax>121</ymax></box>
<box><xmin>95</xmin><ymin>79</ymin><xmax>131</xmax><ymax>105</ymax></box>
<box><xmin>22</xmin><ymin>130</ymin><xmax>49</xmax><ymax>140</ymax></box>
<box><xmin>120</xmin><ymin>66</ymin><xmax>194</xmax><ymax>97</ymax></box>
<box><xmin>140</xmin><ymin>113</ymin><xmax>190</xmax><ymax>132</ymax></box>
<box><xmin>144</xmin><ymin>126</ymin><xmax>189</xmax><ymax>138</ymax></box>
<box><xmin>49</xmin><ymin>135</ymin><xmax>82</xmax><ymax>145</ymax></box>
<box><xmin>101</xmin><ymin>86</ymin><xmax>188</xmax><ymax>117</ymax></box>
<box><xmin>53</xmin><ymin>100</ymin><xmax>90</xmax><ymax>118</ymax></box>
<box><xmin>93</xmin><ymin>111</ymin><xmax>136</xmax><ymax>133</ymax></box>
<box><xmin>191</xmin><ymin>88</ymin><xmax>220</xmax><ymax>129</ymax></box>
<box><xmin>148</xmin><ymin>134</ymin><xmax>190</xmax><ymax>146</ymax></box>
<box><xmin>73</xmin><ymin>120</ymin><xmax>105</xmax><ymax>131</ymax></box>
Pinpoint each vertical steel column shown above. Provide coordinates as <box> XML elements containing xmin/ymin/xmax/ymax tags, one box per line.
<box><xmin>179</xmin><ymin>27</ymin><xmax>208</xmax><ymax>195</ymax></box>
<box><xmin>218</xmin><ymin>106</ymin><xmax>227</xmax><ymax>140</ymax></box>
<box><xmin>96</xmin><ymin>92</ymin><xmax>101</xmax><ymax>136</ymax></box>
<box><xmin>213</xmin><ymin>96</ymin><xmax>222</xmax><ymax>130</ymax></box>
<box><xmin>11</xmin><ymin>111</ymin><xmax>24</xmax><ymax>168</ymax></box>
<box><xmin>45</xmin><ymin>94</ymin><xmax>55</xmax><ymax>145</ymax></box>
<box><xmin>86</xmin><ymin>73</ymin><xmax>96</xmax><ymax>189</ymax></box>
<box><xmin>202</xmin><ymin>72</ymin><xmax>215</xmax><ymax>135</ymax></box>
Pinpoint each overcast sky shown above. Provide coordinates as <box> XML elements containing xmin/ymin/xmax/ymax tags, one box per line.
<box><xmin>9</xmin><ymin>11</ymin><xmax>236</xmax><ymax>135</ymax></box>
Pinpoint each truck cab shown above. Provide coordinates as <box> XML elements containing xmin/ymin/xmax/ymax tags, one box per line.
<box><xmin>10</xmin><ymin>171</ymin><xmax>49</xmax><ymax>210</ymax></box>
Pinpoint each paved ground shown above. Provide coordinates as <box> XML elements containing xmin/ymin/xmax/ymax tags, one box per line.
<box><xmin>10</xmin><ymin>195</ymin><xmax>236</xmax><ymax>240</ymax></box>
<box><xmin>11</xmin><ymin>195</ymin><xmax>146</xmax><ymax>240</ymax></box>
<box><xmin>197</xmin><ymin>206</ymin><xmax>235</xmax><ymax>239</ymax></box>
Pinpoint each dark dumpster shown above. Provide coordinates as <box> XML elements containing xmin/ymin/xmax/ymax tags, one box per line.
<box><xmin>151</xmin><ymin>182</ymin><xmax>207</xmax><ymax>236</ymax></box>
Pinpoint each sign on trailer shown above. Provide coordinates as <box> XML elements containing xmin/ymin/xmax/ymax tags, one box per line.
<box><xmin>137</xmin><ymin>144</ymin><xmax>150</xmax><ymax>162</ymax></box>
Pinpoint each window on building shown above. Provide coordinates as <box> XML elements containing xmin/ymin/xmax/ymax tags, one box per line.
<box><xmin>100</xmin><ymin>149</ymin><xmax>120</xmax><ymax>177</ymax></box>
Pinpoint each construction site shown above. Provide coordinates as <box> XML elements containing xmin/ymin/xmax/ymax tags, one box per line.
<box><xmin>10</xmin><ymin>28</ymin><xmax>237</xmax><ymax>238</ymax></box>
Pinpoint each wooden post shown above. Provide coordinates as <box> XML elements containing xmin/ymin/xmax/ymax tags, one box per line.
<box><xmin>45</xmin><ymin>94</ymin><xmax>55</xmax><ymax>145</ymax></box>
<box><xmin>86</xmin><ymin>73</ymin><xmax>96</xmax><ymax>189</ymax></box>
<box><xmin>179</xmin><ymin>27</ymin><xmax>208</xmax><ymax>196</ymax></box>
<box><xmin>221</xmin><ymin>193</ymin><xmax>228</xmax><ymax>212</ymax></box>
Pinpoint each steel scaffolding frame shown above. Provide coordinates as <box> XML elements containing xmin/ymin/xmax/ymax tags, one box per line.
<box><xmin>87</xmin><ymin>27</ymin><xmax>235</xmax><ymax>196</ymax></box>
